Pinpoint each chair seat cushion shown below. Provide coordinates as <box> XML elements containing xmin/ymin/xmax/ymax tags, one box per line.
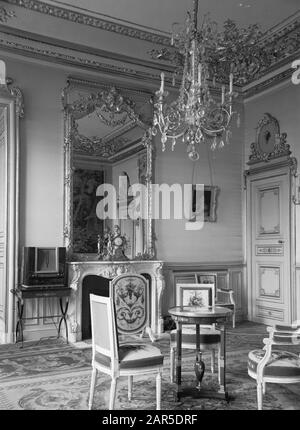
<box><xmin>248</xmin><ymin>349</ymin><xmax>300</xmax><ymax>378</ymax></box>
<box><xmin>95</xmin><ymin>342</ymin><xmax>163</xmax><ymax>370</ymax></box>
<box><xmin>170</xmin><ymin>327</ymin><xmax>220</xmax><ymax>345</ymax></box>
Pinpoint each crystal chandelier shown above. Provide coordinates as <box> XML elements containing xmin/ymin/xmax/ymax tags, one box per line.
<box><xmin>151</xmin><ymin>0</ymin><xmax>259</xmax><ymax>161</ymax></box>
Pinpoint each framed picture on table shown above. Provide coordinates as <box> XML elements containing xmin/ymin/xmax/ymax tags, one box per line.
<box><xmin>176</xmin><ymin>283</ymin><xmax>215</xmax><ymax>308</ymax></box>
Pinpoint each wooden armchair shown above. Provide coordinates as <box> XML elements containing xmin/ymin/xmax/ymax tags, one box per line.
<box><xmin>248</xmin><ymin>324</ymin><xmax>300</xmax><ymax>410</ymax></box>
<box><xmin>195</xmin><ymin>273</ymin><xmax>236</xmax><ymax>328</ymax></box>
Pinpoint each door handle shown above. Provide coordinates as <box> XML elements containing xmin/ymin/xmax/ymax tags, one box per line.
<box><xmin>278</xmin><ymin>240</ymin><xmax>284</xmax><ymax>244</ymax></box>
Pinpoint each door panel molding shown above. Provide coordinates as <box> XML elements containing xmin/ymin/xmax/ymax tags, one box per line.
<box><xmin>257</xmin><ymin>186</ymin><xmax>281</xmax><ymax>236</ymax></box>
<box><xmin>256</xmin><ymin>262</ymin><xmax>283</xmax><ymax>302</ymax></box>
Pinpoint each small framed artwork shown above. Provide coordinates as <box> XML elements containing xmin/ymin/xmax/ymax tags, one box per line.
<box><xmin>176</xmin><ymin>283</ymin><xmax>215</xmax><ymax>308</ymax></box>
<box><xmin>191</xmin><ymin>185</ymin><xmax>219</xmax><ymax>222</ymax></box>
<box><xmin>196</xmin><ymin>273</ymin><xmax>217</xmax><ymax>286</ymax></box>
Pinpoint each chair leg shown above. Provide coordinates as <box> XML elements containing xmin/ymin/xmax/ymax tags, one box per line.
<box><xmin>109</xmin><ymin>378</ymin><xmax>118</xmax><ymax>410</ymax></box>
<box><xmin>156</xmin><ymin>370</ymin><xmax>162</xmax><ymax>410</ymax></box>
<box><xmin>263</xmin><ymin>381</ymin><xmax>266</xmax><ymax>395</ymax></box>
<box><xmin>211</xmin><ymin>350</ymin><xmax>215</xmax><ymax>374</ymax></box>
<box><xmin>232</xmin><ymin>310</ymin><xmax>236</xmax><ymax>329</ymax></box>
<box><xmin>128</xmin><ymin>375</ymin><xmax>133</xmax><ymax>401</ymax></box>
<box><xmin>170</xmin><ymin>346</ymin><xmax>175</xmax><ymax>383</ymax></box>
<box><xmin>88</xmin><ymin>367</ymin><xmax>97</xmax><ymax>410</ymax></box>
<box><xmin>218</xmin><ymin>348</ymin><xmax>221</xmax><ymax>385</ymax></box>
<box><xmin>257</xmin><ymin>382</ymin><xmax>263</xmax><ymax>410</ymax></box>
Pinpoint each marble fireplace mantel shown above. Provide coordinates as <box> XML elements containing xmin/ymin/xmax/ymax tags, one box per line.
<box><xmin>67</xmin><ymin>260</ymin><xmax>166</xmax><ymax>343</ymax></box>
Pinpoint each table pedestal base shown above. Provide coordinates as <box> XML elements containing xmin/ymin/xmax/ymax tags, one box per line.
<box><xmin>176</xmin><ymin>386</ymin><xmax>230</xmax><ymax>402</ymax></box>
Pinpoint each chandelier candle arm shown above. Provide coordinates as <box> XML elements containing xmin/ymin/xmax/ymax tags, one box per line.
<box><xmin>229</xmin><ymin>73</ymin><xmax>233</xmax><ymax>95</ymax></box>
<box><xmin>159</xmin><ymin>72</ymin><xmax>165</xmax><ymax>95</ymax></box>
<box><xmin>198</xmin><ymin>64</ymin><xmax>202</xmax><ymax>86</ymax></box>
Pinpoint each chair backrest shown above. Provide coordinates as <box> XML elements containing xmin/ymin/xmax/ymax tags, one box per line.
<box><xmin>267</xmin><ymin>324</ymin><xmax>300</xmax><ymax>346</ymax></box>
<box><xmin>176</xmin><ymin>283</ymin><xmax>215</xmax><ymax>308</ymax></box>
<box><xmin>195</xmin><ymin>273</ymin><xmax>217</xmax><ymax>296</ymax></box>
<box><xmin>110</xmin><ymin>274</ymin><xmax>149</xmax><ymax>335</ymax></box>
<box><xmin>89</xmin><ymin>294</ymin><xmax>119</xmax><ymax>365</ymax></box>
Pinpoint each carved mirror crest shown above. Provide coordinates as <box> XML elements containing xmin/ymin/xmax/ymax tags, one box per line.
<box><xmin>248</xmin><ymin>113</ymin><xmax>291</xmax><ymax>164</ymax></box>
<box><xmin>62</xmin><ymin>77</ymin><xmax>155</xmax><ymax>261</ymax></box>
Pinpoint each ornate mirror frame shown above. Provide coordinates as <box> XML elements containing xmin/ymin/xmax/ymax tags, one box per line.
<box><xmin>62</xmin><ymin>77</ymin><xmax>155</xmax><ymax>261</ymax></box>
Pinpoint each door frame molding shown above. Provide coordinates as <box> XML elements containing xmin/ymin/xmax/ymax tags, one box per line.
<box><xmin>244</xmin><ymin>156</ymin><xmax>297</xmax><ymax>323</ymax></box>
<box><xmin>0</xmin><ymin>81</ymin><xmax>24</xmax><ymax>343</ymax></box>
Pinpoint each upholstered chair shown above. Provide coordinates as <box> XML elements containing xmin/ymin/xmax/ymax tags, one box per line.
<box><xmin>88</xmin><ymin>294</ymin><xmax>164</xmax><ymax>410</ymax></box>
<box><xmin>248</xmin><ymin>324</ymin><xmax>300</xmax><ymax>410</ymax></box>
<box><xmin>109</xmin><ymin>274</ymin><xmax>156</xmax><ymax>342</ymax></box>
<box><xmin>169</xmin><ymin>283</ymin><xmax>221</xmax><ymax>383</ymax></box>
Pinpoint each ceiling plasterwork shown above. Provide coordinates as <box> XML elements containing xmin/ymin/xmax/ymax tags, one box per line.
<box><xmin>5</xmin><ymin>0</ymin><xmax>170</xmax><ymax>46</ymax></box>
<box><xmin>0</xmin><ymin>1</ymin><xmax>299</xmax><ymax>94</ymax></box>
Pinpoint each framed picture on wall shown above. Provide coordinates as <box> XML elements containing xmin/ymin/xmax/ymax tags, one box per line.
<box><xmin>191</xmin><ymin>185</ymin><xmax>220</xmax><ymax>222</ymax></box>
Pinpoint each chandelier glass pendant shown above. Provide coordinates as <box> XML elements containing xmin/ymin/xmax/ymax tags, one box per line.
<box><xmin>151</xmin><ymin>0</ymin><xmax>261</xmax><ymax>161</ymax></box>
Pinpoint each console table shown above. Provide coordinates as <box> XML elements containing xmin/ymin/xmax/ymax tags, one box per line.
<box><xmin>168</xmin><ymin>305</ymin><xmax>232</xmax><ymax>402</ymax></box>
<box><xmin>11</xmin><ymin>286</ymin><xmax>72</xmax><ymax>348</ymax></box>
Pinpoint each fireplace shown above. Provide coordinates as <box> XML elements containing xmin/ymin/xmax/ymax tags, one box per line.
<box><xmin>81</xmin><ymin>275</ymin><xmax>111</xmax><ymax>340</ymax></box>
<box><xmin>67</xmin><ymin>260</ymin><xmax>165</xmax><ymax>343</ymax></box>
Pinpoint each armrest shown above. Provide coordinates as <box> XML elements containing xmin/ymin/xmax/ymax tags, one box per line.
<box><xmin>216</xmin><ymin>288</ymin><xmax>235</xmax><ymax>305</ymax></box>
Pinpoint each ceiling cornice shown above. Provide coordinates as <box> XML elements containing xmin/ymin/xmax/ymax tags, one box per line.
<box><xmin>5</xmin><ymin>0</ymin><xmax>171</xmax><ymax>46</ymax></box>
<box><xmin>0</xmin><ymin>2</ymin><xmax>299</xmax><ymax>98</ymax></box>
<box><xmin>0</xmin><ymin>26</ymin><xmax>296</xmax><ymax>101</ymax></box>
<box><xmin>0</xmin><ymin>29</ymin><xmax>162</xmax><ymax>84</ymax></box>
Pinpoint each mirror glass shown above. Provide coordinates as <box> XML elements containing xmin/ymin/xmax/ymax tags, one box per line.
<box><xmin>63</xmin><ymin>78</ymin><xmax>154</xmax><ymax>260</ymax></box>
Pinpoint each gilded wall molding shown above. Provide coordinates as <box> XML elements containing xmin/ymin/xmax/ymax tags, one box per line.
<box><xmin>248</xmin><ymin>113</ymin><xmax>291</xmax><ymax>164</ymax></box>
<box><xmin>6</xmin><ymin>0</ymin><xmax>170</xmax><ymax>46</ymax></box>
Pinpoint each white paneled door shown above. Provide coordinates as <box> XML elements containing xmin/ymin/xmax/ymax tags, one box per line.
<box><xmin>248</xmin><ymin>168</ymin><xmax>292</xmax><ymax>325</ymax></box>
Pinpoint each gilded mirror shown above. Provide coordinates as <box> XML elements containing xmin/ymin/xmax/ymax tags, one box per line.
<box><xmin>62</xmin><ymin>77</ymin><xmax>155</xmax><ymax>261</ymax></box>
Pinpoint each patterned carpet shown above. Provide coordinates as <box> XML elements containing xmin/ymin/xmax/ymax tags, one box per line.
<box><xmin>0</xmin><ymin>322</ymin><xmax>299</xmax><ymax>410</ymax></box>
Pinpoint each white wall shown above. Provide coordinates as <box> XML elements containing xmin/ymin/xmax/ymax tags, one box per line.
<box><xmin>155</xmin><ymin>104</ymin><xmax>244</xmax><ymax>263</ymax></box>
<box><xmin>3</xmin><ymin>56</ymin><xmax>69</xmax><ymax>248</ymax></box>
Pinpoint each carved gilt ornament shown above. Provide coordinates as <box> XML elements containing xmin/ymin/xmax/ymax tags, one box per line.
<box><xmin>248</xmin><ymin>113</ymin><xmax>291</xmax><ymax>164</ymax></box>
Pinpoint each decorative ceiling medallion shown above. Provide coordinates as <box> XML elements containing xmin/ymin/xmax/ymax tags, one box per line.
<box><xmin>248</xmin><ymin>113</ymin><xmax>291</xmax><ymax>164</ymax></box>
